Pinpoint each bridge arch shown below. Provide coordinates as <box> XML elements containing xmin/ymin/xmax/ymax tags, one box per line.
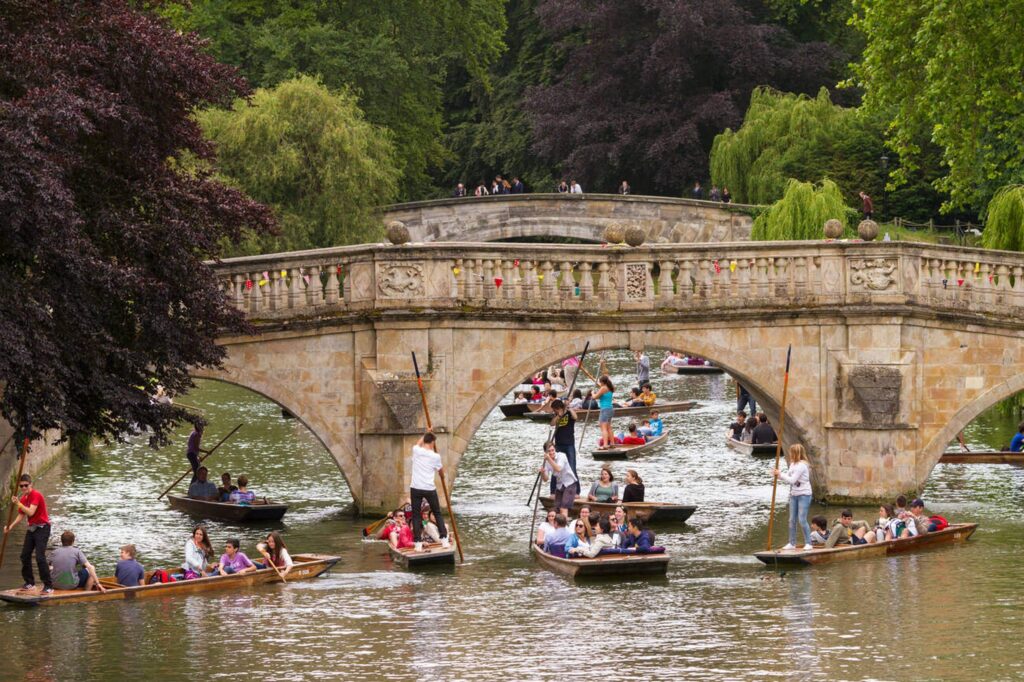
<box><xmin>447</xmin><ymin>331</ymin><xmax>821</xmax><ymax>489</ymax></box>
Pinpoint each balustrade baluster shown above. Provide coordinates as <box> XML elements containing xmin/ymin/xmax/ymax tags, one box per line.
<box><xmin>558</xmin><ymin>261</ymin><xmax>574</xmax><ymax>300</ymax></box>
<box><xmin>307</xmin><ymin>265</ymin><xmax>323</xmax><ymax>307</ymax></box>
<box><xmin>978</xmin><ymin>263</ymin><xmax>992</xmax><ymax>306</ymax></box>
<box><xmin>658</xmin><ymin>260</ymin><xmax>674</xmax><ymax>302</ymax></box>
<box><xmin>755</xmin><ymin>258</ymin><xmax>770</xmax><ymax>298</ymax></box>
<box><xmin>793</xmin><ymin>256</ymin><xmax>808</xmax><ymax>297</ymax></box>
<box><xmin>539</xmin><ymin>261</ymin><xmax>555</xmax><ymax>300</ymax></box>
<box><xmin>499</xmin><ymin>260</ymin><xmax>514</xmax><ymax>300</ymax></box>
<box><xmin>696</xmin><ymin>260</ymin><xmax>711</xmax><ymax>301</ymax></box>
<box><xmin>596</xmin><ymin>262</ymin><xmax>611</xmax><ymax>302</ymax></box>
<box><xmin>249</xmin><ymin>272</ymin><xmax>262</xmax><ymax>313</ymax></box>
<box><xmin>231</xmin><ymin>274</ymin><xmax>245</xmax><ymax>311</ymax></box>
<box><xmin>324</xmin><ymin>265</ymin><xmax>340</xmax><ymax>305</ymax></box>
<box><xmin>736</xmin><ymin>258</ymin><xmax>751</xmax><ymax>301</ymax></box>
<box><xmin>453</xmin><ymin>259</ymin><xmax>466</xmax><ymax>299</ymax></box>
<box><xmin>482</xmin><ymin>259</ymin><xmax>496</xmax><ymax>299</ymax></box>
<box><xmin>676</xmin><ymin>260</ymin><xmax>694</xmax><ymax>302</ymax></box>
<box><xmin>288</xmin><ymin>268</ymin><xmax>304</xmax><ymax>309</ymax></box>
<box><xmin>774</xmin><ymin>257</ymin><xmax>791</xmax><ymax>299</ymax></box>
<box><xmin>578</xmin><ymin>262</ymin><xmax>594</xmax><ymax>300</ymax></box>
<box><xmin>521</xmin><ymin>261</ymin><xmax>537</xmax><ymax>300</ymax></box>
<box><xmin>926</xmin><ymin>258</ymin><xmax>941</xmax><ymax>303</ymax></box>
<box><xmin>1012</xmin><ymin>266</ymin><xmax>1024</xmax><ymax>311</ymax></box>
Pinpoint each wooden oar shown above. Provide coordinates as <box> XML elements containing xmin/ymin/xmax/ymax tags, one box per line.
<box><xmin>766</xmin><ymin>345</ymin><xmax>792</xmax><ymax>551</ymax></box>
<box><xmin>157</xmin><ymin>423</ymin><xmax>243</xmax><ymax>500</ymax></box>
<box><xmin>411</xmin><ymin>352</ymin><xmax>464</xmax><ymax>563</ymax></box>
<box><xmin>361</xmin><ymin>516</ymin><xmax>390</xmax><ymax>538</ymax></box>
<box><xmin>259</xmin><ymin>549</ymin><xmax>288</xmax><ymax>583</ymax></box>
<box><xmin>527</xmin><ymin>342</ymin><xmax>591</xmax><ymax>507</ymax></box>
<box><xmin>0</xmin><ymin>437</ymin><xmax>31</xmax><ymax>569</ymax></box>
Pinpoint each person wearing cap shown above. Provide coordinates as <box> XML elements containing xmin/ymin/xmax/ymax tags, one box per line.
<box><xmin>906</xmin><ymin>498</ymin><xmax>930</xmax><ymax>536</ymax></box>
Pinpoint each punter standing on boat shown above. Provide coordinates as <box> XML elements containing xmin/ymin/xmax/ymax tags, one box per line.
<box><xmin>5</xmin><ymin>474</ymin><xmax>52</xmax><ymax>592</ymax></box>
<box><xmin>540</xmin><ymin>441</ymin><xmax>579</xmax><ymax>516</ymax></box>
<box><xmin>635</xmin><ymin>350</ymin><xmax>651</xmax><ymax>388</ymax></box>
<box><xmin>186</xmin><ymin>422</ymin><xmax>204</xmax><ymax>483</ymax></box>
<box><xmin>595</xmin><ymin>376</ymin><xmax>615</xmax><ymax>450</ymax></box>
<box><xmin>773</xmin><ymin>444</ymin><xmax>813</xmax><ymax>550</ymax></box>
<box><xmin>409</xmin><ymin>432</ymin><xmax>449</xmax><ymax>545</ymax></box>
<box><xmin>549</xmin><ymin>399</ymin><xmax>579</xmax><ymax>492</ymax></box>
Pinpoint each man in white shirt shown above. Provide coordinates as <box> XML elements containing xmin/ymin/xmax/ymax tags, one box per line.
<box><xmin>539</xmin><ymin>441</ymin><xmax>579</xmax><ymax>517</ymax></box>
<box><xmin>409</xmin><ymin>432</ymin><xmax>448</xmax><ymax>544</ymax></box>
<box><xmin>569</xmin><ymin>179</ymin><xmax>583</xmax><ymax>194</ymax></box>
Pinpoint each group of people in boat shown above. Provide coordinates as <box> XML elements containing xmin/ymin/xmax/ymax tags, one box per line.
<box><xmin>661</xmin><ymin>351</ymin><xmax>713</xmax><ymax>369</ymax></box>
<box><xmin>378</xmin><ymin>500</ymin><xmax>447</xmax><ymax>550</ymax></box>
<box><xmin>728</xmin><ymin>410</ymin><xmax>778</xmax><ymax>445</ymax></box>
<box><xmin>176</xmin><ymin>525</ymin><xmax>293</xmax><ymax>580</ymax></box>
<box><xmin>187</xmin><ymin>467</ymin><xmax>260</xmax><ymax>504</ymax></box>
<box><xmin>534</xmin><ymin>507</ymin><xmax>664</xmax><ymax>558</ymax></box>
<box><xmin>810</xmin><ymin>497</ymin><xmax>947</xmax><ymax>549</ymax></box>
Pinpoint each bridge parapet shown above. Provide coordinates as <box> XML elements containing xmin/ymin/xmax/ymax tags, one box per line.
<box><xmin>210</xmin><ymin>241</ymin><xmax>1024</xmax><ymax>326</ymax></box>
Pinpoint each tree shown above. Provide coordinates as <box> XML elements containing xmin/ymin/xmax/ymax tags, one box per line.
<box><xmin>199</xmin><ymin>76</ymin><xmax>401</xmax><ymax>254</ymax></box>
<box><xmin>164</xmin><ymin>0</ymin><xmax>507</xmax><ymax>200</ymax></box>
<box><xmin>980</xmin><ymin>186</ymin><xmax>1024</xmax><ymax>252</ymax></box>
<box><xmin>0</xmin><ymin>0</ymin><xmax>274</xmax><ymax>443</ymax></box>
<box><xmin>751</xmin><ymin>179</ymin><xmax>852</xmax><ymax>240</ymax></box>
<box><xmin>851</xmin><ymin>0</ymin><xmax>1024</xmax><ymax>212</ymax></box>
<box><xmin>525</xmin><ymin>0</ymin><xmax>843</xmax><ymax>195</ymax></box>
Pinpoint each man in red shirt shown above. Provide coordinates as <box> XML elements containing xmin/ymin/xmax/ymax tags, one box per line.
<box><xmin>4</xmin><ymin>474</ymin><xmax>52</xmax><ymax>592</ymax></box>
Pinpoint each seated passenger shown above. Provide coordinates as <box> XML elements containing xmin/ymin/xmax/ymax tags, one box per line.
<box><xmin>587</xmin><ymin>467</ymin><xmax>620</xmax><ymax>503</ymax></box>
<box><xmin>217</xmin><ymin>472</ymin><xmax>238</xmax><ymax>502</ymax></box>
<box><xmin>618</xmin><ymin>424</ymin><xmax>647</xmax><ymax>446</ymax></box>
<box><xmin>50</xmin><ymin>530</ymin><xmax>105</xmax><ymax>592</ymax></box>
<box><xmin>906</xmin><ymin>498</ymin><xmax>931</xmax><ymax>536</ymax></box>
<box><xmin>570</xmin><ymin>517</ymin><xmax>618</xmax><ymax>557</ymax></box>
<box><xmin>419</xmin><ymin>508</ymin><xmax>441</xmax><ymax>543</ymax></box>
<box><xmin>621</xmin><ymin>469</ymin><xmax>645</xmax><ymax>503</ymax></box>
<box><xmin>728</xmin><ymin>411</ymin><xmax>747</xmax><ymax>441</ymax></box>
<box><xmin>228</xmin><ymin>475</ymin><xmax>256</xmax><ymax>505</ymax></box>
<box><xmin>536</xmin><ymin>509</ymin><xmax>557</xmax><ymax>546</ymax></box>
<box><xmin>648</xmin><ymin>411</ymin><xmax>664</xmax><ymax>437</ymax></box>
<box><xmin>624</xmin><ymin>387</ymin><xmax>645</xmax><ymax>407</ymax></box>
<box><xmin>894</xmin><ymin>495</ymin><xmax>908</xmax><ymax>518</ymax></box>
<box><xmin>568</xmin><ymin>389</ymin><xmax>584</xmax><ymax>410</ymax></box>
<box><xmin>751</xmin><ymin>413</ymin><xmax>778</xmax><ymax>445</ymax></box>
<box><xmin>824</xmin><ymin>509</ymin><xmax>871</xmax><ymax>548</ymax></box>
<box><xmin>1009</xmin><ymin>421</ymin><xmax>1024</xmax><ymax>452</ymax></box>
<box><xmin>115</xmin><ymin>544</ymin><xmax>145</xmax><ymax>587</ymax></box>
<box><xmin>621</xmin><ymin>518</ymin><xmax>655</xmax><ymax>552</ymax></box>
<box><xmin>565</xmin><ymin>519</ymin><xmax>591</xmax><ymax>556</ymax></box>
<box><xmin>542</xmin><ymin>513</ymin><xmax>571</xmax><ymax>557</ymax></box>
<box><xmin>639</xmin><ymin>384</ymin><xmax>657</xmax><ymax>407</ymax></box>
<box><xmin>178</xmin><ymin>525</ymin><xmax>215</xmax><ymax>579</ymax></box>
<box><xmin>581</xmin><ymin>390</ymin><xmax>600</xmax><ymax>410</ymax></box>
<box><xmin>868</xmin><ymin>504</ymin><xmax>905</xmax><ymax>543</ymax></box>
<box><xmin>256</xmin><ymin>531</ymin><xmax>293</xmax><ymax>577</ymax></box>
<box><xmin>741</xmin><ymin>416</ymin><xmax>758</xmax><ymax>444</ymax></box>
<box><xmin>529</xmin><ymin>386</ymin><xmax>544</xmax><ymax>402</ymax></box>
<box><xmin>513</xmin><ymin>392</ymin><xmax>528</xmax><ymax>404</ymax></box>
<box><xmin>568</xmin><ymin>506</ymin><xmax>593</xmax><ymax>540</ymax></box>
<box><xmin>637</xmin><ymin>419</ymin><xmax>654</xmax><ymax>438</ymax></box>
<box><xmin>187</xmin><ymin>467</ymin><xmax>219</xmax><ymax>501</ymax></box>
<box><xmin>389</xmin><ymin>511</ymin><xmax>415</xmax><ymax>549</ymax></box>
<box><xmin>218</xmin><ymin>539</ymin><xmax>257</xmax><ymax>576</ymax></box>
<box><xmin>809</xmin><ymin>516</ymin><xmax>830</xmax><ymax>544</ymax></box>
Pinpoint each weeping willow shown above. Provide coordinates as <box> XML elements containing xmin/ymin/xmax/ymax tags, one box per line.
<box><xmin>980</xmin><ymin>185</ymin><xmax>1024</xmax><ymax>251</ymax></box>
<box><xmin>711</xmin><ymin>87</ymin><xmax>854</xmax><ymax>205</ymax></box>
<box><xmin>751</xmin><ymin>179</ymin><xmax>851</xmax><ymax>241</ymax></box>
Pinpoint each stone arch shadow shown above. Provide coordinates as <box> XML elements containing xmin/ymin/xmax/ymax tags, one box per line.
<box><xmin>918</xmin><ymin>370</ymin><xmax>1024</xmax><ymax>484</ymax></box>
<box><xmin>446</xmin><ymin>330</ymin><xmax>819</xmax><ymax>487</ymax></box>
<box><xmin>189</xmin><ymin>373</ymin><xmax>358</xmax><ymax>502</ymax></box>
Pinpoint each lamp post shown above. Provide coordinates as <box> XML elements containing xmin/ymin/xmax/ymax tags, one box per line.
<box><xmin>879</xmin><ymin>154</ymin><xmax>889</xmax><ymax>221</ymax></box>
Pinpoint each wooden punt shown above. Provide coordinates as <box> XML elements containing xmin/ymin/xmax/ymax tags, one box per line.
<box><xmin>522</xmin><ymin>400</ymin><xmax>698</xmax><ymax>421</ymax></box>
<box><xmin>939</xmin><ymin>451</ymin><xmax>1024</xmax><ymax>464</ymax></box>
<box><xmin>538</xmin><ymin>495</ymin><xmax>696</xmax><ymax>524</ymax></box>
<box><xmin>753</xmin><ymin>523</ymin><xmax>978</xmax><ymax>567</ymax></box>
<box><xmin>662</xmin><ymin>364</ymin><xmax>724</xmax><ymax>375</ymax></box>
<box><xmin>591</xmin><ymin>431</ymin><xmax>669</xmax><ymax>460</ymax></box>
<box><xmin>531</xmin><ymin>544</ymin><xmax>669</xmax><ymax>578</ymax></box>
<box><xmin>167</xmin><ymin>494</ymin><xmax>288</xmax><ymax>522</ymax></box>
<box><xmin>725</xmin><ymin>436</ymin><xmax>778</xmax><ymax>457</ymax></box>
<box><xmin>387</xmin><ymin>542</ymin><xmax>456</xmax><ymax>568</ymax></box>
<box><xmin>0</xmin><ymin>553</ymin><xmax>340</xmax><ymax>606</ymax></box>
<box><xmin>499</xmin><ymin>402</ymin><xmax>551</xmax><ymax>418</ymax></box>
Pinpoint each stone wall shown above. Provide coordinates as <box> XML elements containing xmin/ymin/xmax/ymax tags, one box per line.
<box><xmin>0</xmin><ymin>421</ymin><xmax>69</xmax><ymax>523</ymax></box>
<box><xmin>381</xmin><ymin>193</ymin><xmax>756</xmax><ymax>244</ymax></box>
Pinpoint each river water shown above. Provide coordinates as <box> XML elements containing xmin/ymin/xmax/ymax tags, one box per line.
<box><xmin>1</xmin><ymin>350</ymin><xmax>1022</xmax><ymax>681</ymax></box>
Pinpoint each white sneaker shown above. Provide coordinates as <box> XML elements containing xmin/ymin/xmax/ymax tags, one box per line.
<box><xmin>441</xmin><ymin>537</ymin><xmax>450</xmax><ymax>548</ymax></box>
<box><xmin>802</xmin><ymin>544</ymin><xmax>814</xmax><ymax>550</ymax></box>
<box><xmin>781</xmin><ymin>543</ymin><xmax>795</xmax><ymax>550</ymax></box>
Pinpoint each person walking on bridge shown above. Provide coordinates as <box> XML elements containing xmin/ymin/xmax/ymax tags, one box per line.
<box><xmin>409</xmin><ymin>432</ymin><xmax>449</xmax><ymax>546</ymax></box>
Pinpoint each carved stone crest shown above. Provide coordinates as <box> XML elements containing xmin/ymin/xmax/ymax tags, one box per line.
<box><xmin>849</xmin><ymin>257</ymin><xmax>897</xmax><ymax>291</ymax></box>
<box><xmin>378</xmin><ymin>263</ymin><xmax>424</xmax><ymax>298</ymax></box>
<box><xmin>624</xmin><ymin>263</ymin><xmax>648</xmax><ymax>300</ymax></box>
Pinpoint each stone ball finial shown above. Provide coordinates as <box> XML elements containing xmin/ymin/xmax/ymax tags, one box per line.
<box><xmin>823</xmin><ymin>218</ymin><xmax>844</xmax><ymax>239</ymax></box>
<box><xmin>624</xmin><ymin>225</ymin><xmax>646</xmax><ymax>247</ymax></box>
<box><xmin>857</xmin><ymin>219</ymin><xmax>879</xmax><ymax>241</ymax></box>
<box><xmin>385</xmin><ymin>220</ymin><xmax>410</xmax><ymax>245</ymax></box>
<box><xmin>603</xmin><ymin>222</ymin><xmax>625</xmax><ymax>244</ymax></box>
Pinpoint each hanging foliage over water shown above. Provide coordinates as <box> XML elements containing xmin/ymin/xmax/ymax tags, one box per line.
<box><xmin>751</xmin><ymin>179</ymin><xmax>852</xmax><ymax>241</ymax></box>
<box><xmin>198</xmin><ymin>76</ymin><xmax>400</xmax><ymax>254</ymax></box>
<box><xmin>980</xmin><ymin>186</ymin><xmax>1024</xmax><ymax>252</ymax></box>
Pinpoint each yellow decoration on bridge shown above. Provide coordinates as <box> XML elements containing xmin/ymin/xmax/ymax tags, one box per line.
<box><xmin>974</xmin><ymin>262</ymin><xmax>980</xmax><ymax>274</ymax></box>
<box><xmin>281</xmin><ymin>270</ymin><xmax>287</xmax><ymax>278</ymax></box>
<box><xmin>730</xmin><ymin>260</ymin><xmax>737</xmax><ymax>272</ymax></box>
<box><xmin>452</xmin><ymin>267</ymin><xmax>461</xmax><ymax>275</ymax></box>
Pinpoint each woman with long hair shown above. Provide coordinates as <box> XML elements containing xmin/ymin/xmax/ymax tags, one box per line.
<box><xmin>257</xmin><ymin>530</ymin><xmax>293</xmax><ymax>576</ymax></box>
<box><xmin>594</xmin><ymin>375</ymin><xmax>615</xmax><ymax>449</ymax></box>
<box><xmin>180</xmin><ymin>525</ymin><xmax>214</xmax><ymax>579</ymax></box>
<box><xmin>622</xmin><ymin>469</ymin><xmax>645</xmax><ymax>503</ymax></box>
<box><xmin>773</xmin><ymin>444</ymin><xmax>813</xmax><ymax>550</ymax></box>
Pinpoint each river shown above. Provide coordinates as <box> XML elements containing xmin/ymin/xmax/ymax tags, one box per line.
<box><xmin>0</xmin><ymin>350</ymin><xmax>1021</xmax><ymax>681</ymax></box>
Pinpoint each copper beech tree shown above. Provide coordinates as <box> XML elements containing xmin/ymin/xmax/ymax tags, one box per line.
<box><xmin>0</xmin><ymin>0</ymin><xmax>274</xmax><ymax>443</ymax></box>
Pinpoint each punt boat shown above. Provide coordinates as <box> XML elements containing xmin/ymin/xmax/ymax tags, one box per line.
<box><xmin>531</xmin><ymin>544</ymin><xmax>669</xmax><ymax>578</ymax></box>
<box><xmin>753</xmin><ymin>523</ymin><xmax>978</xmax><ymax>567</ymax></box>
<box><xmin>662</xmin><ymin>365</ymin><xmax>724</xmax><ymax>375</ymax></box>
<box><xmin>538</xmin><ymin>495</ymin><xmax>696</xmax><ymax>524</ymax></box>
<box><xmin>387</xmin><ymin>542</ymin><xmax>456</xmax><ymax>568</ymax></box>
<box><xmin>167</xmin><ymin>494</ymin><xmax>289</xmax><ymax>522</ymax></box>
<box><xmin>725</xmin><ymin>436</ymin><xmax>778</xmax><ymax>457</ymax></box>
<box><xmin>592</xmin><ymin>431</ymin><xmax>669</xmax><ymax>460</ymax></box>
<box><xmin>939</xmin><ymin>451</ymin><xmax>1024</xmax><ymax>464</ymax></box>
<box><xmin>0</xmin><ymin>553</ymin><xmax>340</xmax><ymax>606</ymax></box>
<box><xmin>522</xmin><ymin>400</ymin><xmax>698</xmax><ymax>421</ymax></box>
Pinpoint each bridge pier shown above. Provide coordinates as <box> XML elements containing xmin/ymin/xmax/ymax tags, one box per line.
<box><xmin>202</xmin><ymin>240</ymin><xmax>1024</xmax><ymax>511</ymax></box>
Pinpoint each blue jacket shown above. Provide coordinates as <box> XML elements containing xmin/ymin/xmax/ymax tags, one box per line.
<box><xmin>622</xmin><ymin>530</ymin><xmax>654</xmax><ymax>552</ymax></box>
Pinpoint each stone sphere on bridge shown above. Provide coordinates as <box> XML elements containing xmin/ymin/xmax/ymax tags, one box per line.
<box><xmin>857</xmin><ymin>219</ymin><xmax>879</xmax><ymax>241</ymax></box>
<box><xmin>385</xmin><ymin>220</ymin><xmax>411</xmax><ymax>245</ymax></box>
<box><xmin>603</xmin><ymin>223</ymin><xmax>626</xmax><ymax>244</ymax></box>
<box><xmin>624</xmin><ymin>225</ymin><xmax>646</xmax><ymax>247</ymax></box>
<box><xmin>823</xmin><ymin>218</ymin><xmax>844</xmax><ymax>239</ymax></box>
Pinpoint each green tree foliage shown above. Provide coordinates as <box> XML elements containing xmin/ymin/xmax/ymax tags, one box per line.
<box><xmin>751</xmin><ymin>179</ymin><xmax>852</xmax><ymax>240</ymax></box>
<box><xmin>164</xmin><ymin>0</ymin><xmax>506</xmax><ymax>200</ymax></box>
<box><xmin>198</xmin><ymin>76</ymin><xmax>401</xmax><ymax>253</ymax></box>
<box><xmin>711</xmin><ymin>87</ymin><xmax>948</xmax><ymax>221</ymax></box>
<box><xmin>980</xmin><ymin>186</ymin><xmax>1024</xmax><ymax>252</ymax></box>
<box><xmin>851</xmin><ymin>0</ymin><xmax>1024</xmax><ymax>212</ymax></box>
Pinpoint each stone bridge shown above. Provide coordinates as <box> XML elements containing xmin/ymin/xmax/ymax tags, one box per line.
<box><xmin>202</xmin><ymin>240</ymin><xmax>1024</xmax><ymax>513</ymax></box>
<box><xmin>380</xmin><ymin>193</ymin><xmax>756</xmax><ymax>244</ymax></box>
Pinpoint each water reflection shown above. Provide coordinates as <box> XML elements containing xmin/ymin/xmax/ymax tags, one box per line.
<box><xmin>0</xmin><ymin>355</ymin><xmax>1021</xmax><ymax>680</ymax></box>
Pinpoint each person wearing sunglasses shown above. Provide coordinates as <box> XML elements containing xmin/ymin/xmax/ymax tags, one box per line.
<box><xmin>4</xmin><ymin>474</ymin><xmax>52</xmax><ymax>592</ymax></box>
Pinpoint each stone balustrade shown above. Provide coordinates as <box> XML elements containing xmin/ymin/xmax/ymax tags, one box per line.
<box><xmin>210</xmin><ymin>241</ymin><xmax>1024</xmax><ymax>326</ymax></box>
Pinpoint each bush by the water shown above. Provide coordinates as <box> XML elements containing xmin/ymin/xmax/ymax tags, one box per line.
<box><xmin>980</xmin><ymin>186</ymin><xmax>1024</xmax><ymax>251</ymax></box>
